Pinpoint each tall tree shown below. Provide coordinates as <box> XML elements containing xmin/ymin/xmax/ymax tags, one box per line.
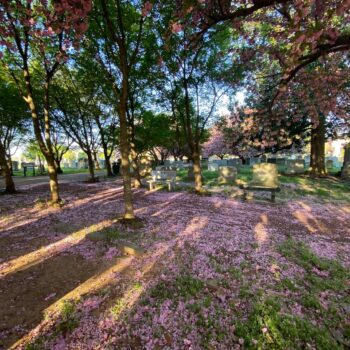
<box><xmin>175</xmin><ymin>1</ymin><xmax>350</xmax><ymax>175</ymax></box>
<box><xmin>0</xmin><ymin>67</ymin><xmax>29</xmax><ymax>193</ymax></box>
<box><xmin>53</xmin><ymin>68</ymin><xmax>101</xmax><ymax>182</ymax></box>
<box><xmin>0</xmin><ymin>0</ymin><xmax>91</xmax><ymax>204</ymax></box>
<box><xmin>233</xmin><ymin>55</ymin><xmax>350</xmax><ymax>175</ymax></box>
<box><xmin>75</xmin><ymin>51</ymin><xmax>119</xmax><ymax>177</ymax></box>
<box><xmin>89</xmin><ymin>0</ymin><xmax>154</xmax><ymax>219</ymax></box>
<box><xmin>156</xmin><ymin>12</ymin><xmax>233</xmax><ymax>191</ymax></box>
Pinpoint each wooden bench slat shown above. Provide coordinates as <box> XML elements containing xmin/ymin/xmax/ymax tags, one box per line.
<box><xmin>239</xmin><ymin>184</ymin><xmax>280</xmax><ymax>192</ymax></box>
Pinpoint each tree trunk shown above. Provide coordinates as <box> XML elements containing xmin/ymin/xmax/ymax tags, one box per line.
<box><xmin>86</xmin><ymin>151</ymin><xmax>96</xmax><ymax>181</ymax></box>
<box><xmin>130</xmin><ymin>142</ymin><xmax>142</xmax><ymax>188</ymax></box>
<box><xmin>93</xmin><ymin>151</ymin><xmax>101</xmax><ymax>170</ymax></box>
<box><xmin>23</xmin><ymin>69</ymin><xmax>60</xmax><ymax>204</ymax></box>
<box><xmin>151</xmin><ymin>150</ymin><xmax>159</xmax><ymax>165</ymax></box>
<box><xmin>55</xmin><ymin>160</ymin><xmax>63</xmax><ymax>174</ymax></box>
<box><xmin>193</xmin><ymin>146</ymin><xmax>202</xmax><ymax>191</ymax></box>
<box><xmin>119</xmin><ymin>102</ymin><xmax>135</xmax><ymax>219</ymax></box>
<box><xmin>96</xmin><ymin>113</ymin><xmax>114</xmax><ymax>177</ymax></box>
<box><xmin>8</xmin><ymin>156</ymin><xmax>14</xmax><ymax>176</ymax></box>
<box><xmin>118</xmin><ymin>35</ymin><xmax>135</xmax><ymax>219</ymax></box>
<box><xmin>100</xmin><ymin>139</ymin><xmax>113</xmax><ymax>176</ymax></box>
<box><xmin>37</xmin><ymin>156</ymin><xmax>43</xmax><ymax>175</ymax></box>
<box><xmin>310</xmin><ymin>116</ymin><xmax>326</xmax><ymax>177</ymax></box>
<box><xmin>118</xmin><ymin>64</ymin><xmax>135</xmax><ymax>217</ymax></box>
<box><xmin>0</xmin><ymin>141</ymin><xmax>16</xmax><ymax>193</ymax></box>
<box><xmin>342</xmin><ymin>144</ymin><xmax>350</xmax><ymax>169</ymax></box>
<box><xmin>105</xmin><ymin>154</ymin><xmax>113</xmax><ymax>177</ymax></box>
<box><xmin>119</xmin><ymin>102</ymin><xmax>135</xmax><ymax>217</ymax></box>
<box><xmin>99</xmin><ymin>0</ymin><xmax>134</xmax><ymax>219</ymax></box>
<box><xmin>184</xmin><ymin>77</ymin><xmax>202</xmax><ymax>192</ymax></box>
<box><xmin>47</xmin><ymin>156</ymin><xmax>60</xmax><ymax>204</ymax></box>
<box><xmin>160</xmin><ymin>152</ymin><xmax>167</xmax><ymax>165</ymax></box>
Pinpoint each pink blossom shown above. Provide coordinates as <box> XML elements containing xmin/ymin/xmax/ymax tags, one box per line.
<box><xmin>141</xmin><ymin>1</ymin><xmax>153</xmax><ymax>17</ymax></box>
<box><xmin>171</xmin><ymin>22</ymin><xmax>183</xmax><ymax>33</ymax></box>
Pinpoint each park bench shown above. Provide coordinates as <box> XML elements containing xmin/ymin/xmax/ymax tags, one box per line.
<box><xmin>155</xmin><ymin>165</ymin><xmax>177</xmax><ymax>171</ymax></box>
<box><xmin>240</xmin><ymin>184</ymin><xmax>281</xmax><ymax>202</ymax></box>
<box><xmin>239</xmin><ymin>163</ymin><xmax>281</xmax><ymax>202</ymax></box>
<box><xmin>21</xmin><ymin>162</ymin><xmax>36</xmax><ymax>177</ymax></box>
<box><xmin>148</xmin><ymin>170</ymin><xmax>177</xmax><ymax>191</ymax></box>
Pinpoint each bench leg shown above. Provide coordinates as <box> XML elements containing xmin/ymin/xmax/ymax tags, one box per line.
<box><xmin>271</xmin><ymin>192</ymin><xmax>275</xmax><ymax>202</ymax></box>
<box><xmin>149</xmin><ymin>182</ymin><xmax>153</xmax><ymax>191</ymax></box>
<box><xmin>242</xmin><ymin>190</ymin><xmax>247</xmax><ymax>201</ymax></box>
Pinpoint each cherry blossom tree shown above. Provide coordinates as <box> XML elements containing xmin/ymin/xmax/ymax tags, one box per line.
<box><xmin>177</xmin><ymin>1</ymin><xmax>350</xmax><ymax>74</ymax></box>
<box><xmin>0</xmin><ymin>0</ymin><xmax>91</xmax><ymax>204</ymax></box>
<box><xmin>202</xmin><ymin>123</ymin><xmax>229</xmax><ymax>159</ymax></box>
<box><xmin>176</xmin><ymin>3</ymin><xmax>350</xmax><ymax>116</ymax></box>
<box><xmin>228</xmin><ymin>52</ymin><xmax>350</xmax><ymax>175</ymax></box>
<box><xmin>180</xmin><ymin>1</ymin><xmax>350</xmax><ymax>176</ymax></box>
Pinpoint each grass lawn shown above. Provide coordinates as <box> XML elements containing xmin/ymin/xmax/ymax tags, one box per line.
<box><xmin>176</xmin><ymin>166</ymin><xmax>350</xmax><ymax>202</ymax></box>
<box><xmin>59</xmin><ymin>168</ymin><xmax>91</xmax><ymax>175</ymax></box>
<box><xmin>12</xmin><ymin>168</ymin><xmax>91</xmax><ymax>177</ymax></box>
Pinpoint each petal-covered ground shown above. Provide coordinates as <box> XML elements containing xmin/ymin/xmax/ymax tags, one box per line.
<box><xmin>0</xmin><ymin>179</ymin><xmax>349</xmax><ymax>349</ymax></box>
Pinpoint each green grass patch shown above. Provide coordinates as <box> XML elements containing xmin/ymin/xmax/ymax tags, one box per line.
<box><xmin>25</xmin><ymin>343</ymin><xmax>43</xmax><ymax>350</ymax></box>
<box><xmin>236</xmin><ymin>166</ymin><xmax>253</xmax><ymax>183</ymax></box>
<box><xmin>278</xmin><ymin>238</ymin><xmax>348</xmax><ymax>292</ymax></box>
<box><xmin>87</xmin><ymin>226</ymin><xmax>140</xmax><ymax>243</ymax></box>
<box><xmin>276</xmin><ymin>278</ymin><xmax>298</xmax><ymax>292</ymax></box>
<box><xmin>149</xmin><ymin>274</ymin><xmax>204</xmax><ymax>302</ymax></box>
<box><xmin>111</xmin><ymin>282</ymin><xmax>143</xmax><ymax>318</ymax></box>
<box><xmin>60</xmin><ymin>168</ymin><xmax>91</xmax><ymax>175</ymax></box>
<box><xmin>228</xmin><ymin>267</ymin><xmax>243</xmax><ymax>280</ymax></box>
<box><xmin>55</xmin><ymin>300</ymin><xmax>79</xmax><ymax>334</ymax></box>
<box><xmin>278</xmin><ymin>174</ymin><xmax>302</xmax><ymax>184</ymax></box>
<box><xmin>100</xmin><ymin>227</ymin><xmax>130</xmax><ymax>241</ymax></box>
<box><xmin>273</xmin><ymin>238</ymin><xmax>350</xmax><ymax>347</ymax></box>
<box><xmin>12</xmin><ymin>167</ymin><xmax>93</xmax><ymax>177</ymax></box>
<box><xmin>235</xmin><ymin>297</ymin><xmax>343</xmax><ymax>349</ymax></box>
<box><xmin>177</xmin><ymin>166</ymin><xmax>350</xmax><ymax>201</ymax></box>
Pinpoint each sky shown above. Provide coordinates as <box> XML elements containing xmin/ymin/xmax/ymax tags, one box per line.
<box><xmin>217</xmin><ymin>91</ymin><xmax>245</xmax><ymax>117</ymax></box>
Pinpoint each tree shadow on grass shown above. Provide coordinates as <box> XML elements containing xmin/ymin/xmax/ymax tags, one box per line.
<box><xmin>0</xmin><ymin>185</ymin><xmax>188</xmax><ymax>349</ymax></box>
<box><xmin>3</xmin><ymin>186</ymin><xmax>349</xmax><ymax>349</ymax></box>
<box><xmin>0</xmin><ymin>182</ymin><xmax>125</xmax><ymax>262</ymax></box>
<box><xmin>13</xmin><ymin>191</ymin><xmax>268</xmax><ymax>349</ymax></box>
<box><xmin>0</xmin><ymin>230</ymin><xmax>134</xmax><ymax>349</ymax></box>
